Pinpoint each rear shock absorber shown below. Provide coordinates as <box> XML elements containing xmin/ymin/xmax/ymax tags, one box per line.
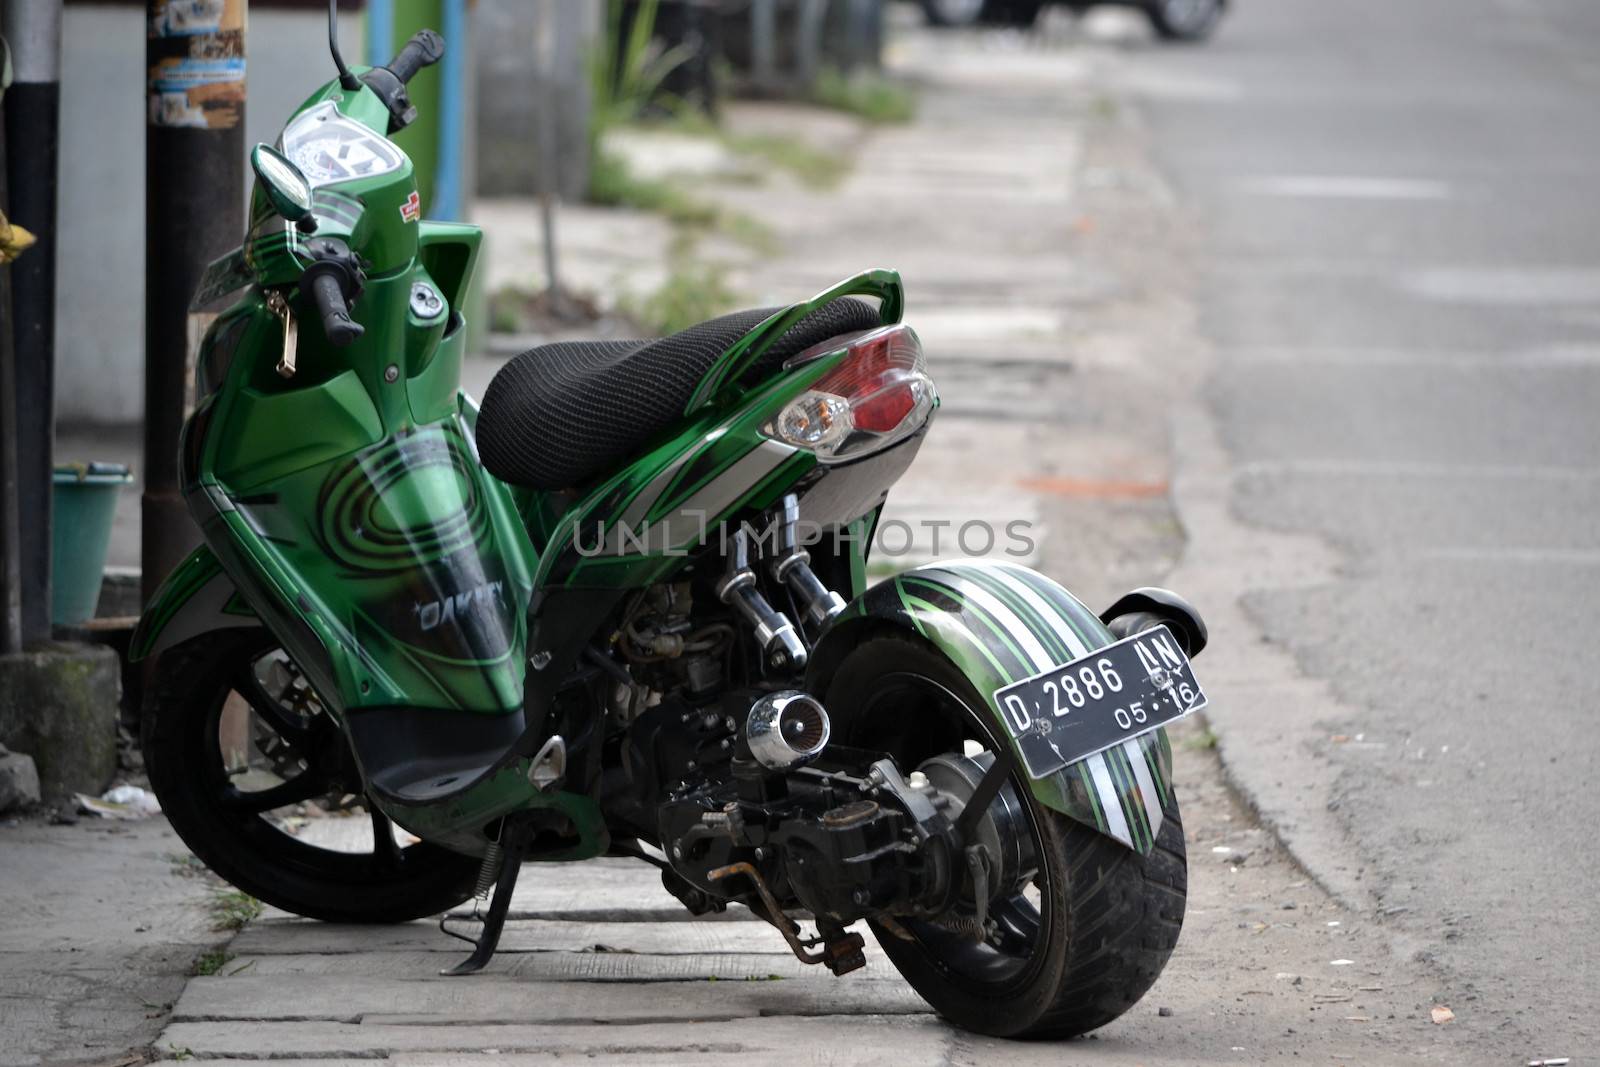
<box><xmin>769</xmin><ymin>494</ymin><xmax>846</xmax><ymax>629</ymax></box>
<box><xmin>717</xmin><ymin>527</ymin><xmax>808</xmax><ymax>671</ymax></box>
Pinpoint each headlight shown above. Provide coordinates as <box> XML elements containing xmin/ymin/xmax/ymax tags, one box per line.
<box><xmin>280</xmin><ymin>101</ymin><xmax>405</xmax><ymax>188</ymax></box>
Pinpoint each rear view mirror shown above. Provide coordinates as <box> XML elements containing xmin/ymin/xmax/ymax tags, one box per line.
<box><xmin>250</xmin><ymin>143</ymin><xmax>315</xmax><ymax>228</ymax></box>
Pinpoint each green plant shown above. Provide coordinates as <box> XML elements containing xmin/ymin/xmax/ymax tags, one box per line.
<box><xmin>209</xmin><ymin>889</ymin><xmax>263</xmax><ymax>932</ymax></box>
<box><xmin>811</xmin><ymin>67</ymin><xmax>917</xmax><ymax>124</ymax></box>
<box><xmin>588</xmin><ymin>0</ymin><xmax>692</xmax><ymax>168</ymax></box>
<box><xmin>191</xmin><ymin>947</ymin><xmax>234</xmax><ymax>977</ymax></box>
<box><xmin>489</xmin><ymin>286</ymin><xmax>533</xmax><ymax>334</ymax></box>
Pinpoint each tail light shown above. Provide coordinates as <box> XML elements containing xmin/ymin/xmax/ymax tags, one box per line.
<box><xmin>764</xmin><ymin>324</ymin><xmax>936</xmax><ymax>462</ymax></box>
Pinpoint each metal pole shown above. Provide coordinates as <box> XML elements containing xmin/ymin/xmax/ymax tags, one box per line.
<box><xmin>0</xmin><ymin>64</ymin><xmax>24</xmax><ymax>655</ymax></box>
<box><xmin>534</xmin><ymin>0</ymin><xmax>562</xmax><ymax>313</ymax></box>
<box><xmin>1</xmin><ymin>0</ymin><xmax>62</xmax><ymax>644</ymax></box>
<box><xmin>142</xmin><ymin>0</ymin><xmax>246</xmax><ymax>604</ymax></box>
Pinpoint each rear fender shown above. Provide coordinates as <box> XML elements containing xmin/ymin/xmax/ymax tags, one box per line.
<box><xmin>129</xmin><ymin>546</ymin><xmax>260</xmax><ymax>663</ymax></box>
<box><xmin>807</xmin><ymin>560</ymin><xmax>1173</xmax><ymax>854</ymax></box>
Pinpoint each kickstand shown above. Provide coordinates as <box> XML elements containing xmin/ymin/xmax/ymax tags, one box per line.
<box><xmin>438</xmin><ymin>819</ymin><xmax>533</xmax><ymax>976</ymax></box>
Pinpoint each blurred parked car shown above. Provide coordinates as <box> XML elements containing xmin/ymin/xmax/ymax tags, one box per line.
<box><xmin>919</xmin><ymin>0</ymin><xmax>1226</xmax><ymax>42</ymax></box>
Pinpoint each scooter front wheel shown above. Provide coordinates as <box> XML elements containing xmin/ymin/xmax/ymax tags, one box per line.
<box><xmin>823</xmin><ymin>631</ymin><xmax>1187</xmax><ymax>1038</ymax></box>
<box><xmin>142</xmin><ymin>629</ymin><xmax>480</xmax><ymax>923</ymax></box>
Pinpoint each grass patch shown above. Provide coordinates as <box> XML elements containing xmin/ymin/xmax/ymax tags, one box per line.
<box><xmin>589</xmin><ymin>149</ymin><xmax>718</xmax><ymax>227</ymax></box>
<box><xmin>724</xmin><ymin>133</ymin><xmax>847</xmax><ymax>190</ymax></box>
<box><xmin>167</xmin><ymin>852</ymin><xmax>207</xmax><ymax>878</ymax></box>
<box><xmin>191</xmin><ymin>948</ymin><xmax>234</xmax><ymax>977</ymax></box>
<box><xmin>209</xmin><ymin>889</ymin><xmax>263</xmax><ymax>932</ymax></box>
<box><xmin>1183</xmin><ymin>727</ymin><xmax>1220</xmax><ymax>751</ymax></box>
<box><xmin>624</xmin><ymin>255</ymin><xmax>737</xmax><ymax>338</ymax></box>
<box><xmin>588</xmin><ymin>149</ymin><xmax>776</xmax><ymax>254</ymax></box>
<box><xmin>811</xmin><ymin>67</ymin><xmax>917</xmax><ymax>125</ymax></box>
<box><xmin>488</xmin><ymin>288</ymin><xmax>526</xmax><ymax>334</ymax></box>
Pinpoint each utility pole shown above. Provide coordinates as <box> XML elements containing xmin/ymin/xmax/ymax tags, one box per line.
<box><xmin>1</xmin><ymin>0</ymin><xmax>62</xmax><ymax>645</ymax></box>
<box><xmin>0</xmin><ymin>33</ymin><xmax>24</xmax><ymax>656</ymax></box>
<box><xmin>142</xmin><ymin>0</ymin><xmax>246</xmax><ymax>604</ymax></box>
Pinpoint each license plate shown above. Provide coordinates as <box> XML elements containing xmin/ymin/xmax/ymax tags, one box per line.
<box><xmin>992</xmin><ymin>625</ymin><xmax>1208</xmax><ymax>780</ymax></box>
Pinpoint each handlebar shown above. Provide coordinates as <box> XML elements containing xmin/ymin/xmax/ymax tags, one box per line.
<box><xmin>361</xmin><ymin>29</ymin><xmax>445</xmax><ymax>133</ymax></box>
<box><xmin>299</xmin><ymin>237</ymin><xmax>365</xmax><ymax>348</ymax></box>
<box><xmin>388</xmin><ymin>29</ymin><xmax>445</xmax><ymax>86</ymax></box>
<box><xmin>307</xmin><ymin>270</ymin><xmax>363</xmax><ymax>347</ymax></box>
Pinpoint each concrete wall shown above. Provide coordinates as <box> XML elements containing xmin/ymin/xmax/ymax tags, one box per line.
<box><xmin>55</xmin><ymin>5</ymin><xmax>366</xmax><ymax>426</ymax></box>
<box><xmin>474</xmin><ymin>0</ymin><xmax>597</xmax><ymax>200</ymax></box>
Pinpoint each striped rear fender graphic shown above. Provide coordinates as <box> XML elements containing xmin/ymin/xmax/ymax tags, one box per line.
<box><xmin>841</xmin><ymin>560</ymin><xmax>1171</xmax><ymax>853</ymax></box>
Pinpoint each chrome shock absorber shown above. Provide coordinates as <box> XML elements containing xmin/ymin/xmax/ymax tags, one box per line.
<box><xmin>717</xmin><ymin>527</ymin><xmax>809</xmax><ymax>670</ymax></box>
<box><xmin>769</xmin><ymin>494</ymin><xmax>846</xmax><ymax>628</ymax></box>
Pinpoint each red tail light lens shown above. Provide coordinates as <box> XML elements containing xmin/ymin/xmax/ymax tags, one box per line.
<box><xmin>764</xmin><ymin>324</ymin><xmax>936</xmax><ymax>462</ymax></box>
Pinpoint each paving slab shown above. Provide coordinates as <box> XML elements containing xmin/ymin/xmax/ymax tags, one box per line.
<box><xmin>173</xmin><ymin>973</ymin><xmax>924</xmax><ymax>1026</ymax></box>
<box><xmin>156</xmin><ymin>1015</ymin><xmax>951</xmax><ymax>1065</ymax></box>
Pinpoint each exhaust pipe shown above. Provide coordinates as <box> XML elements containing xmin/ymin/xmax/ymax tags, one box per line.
<box><xmin>746</xmin><ymin>691</ymin><xmax>831</xmax><ymax>770</ymax></box>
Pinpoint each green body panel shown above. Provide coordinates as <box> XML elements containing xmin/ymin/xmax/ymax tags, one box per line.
<box><xmin>130</xmin><ymin>545</ymin><xmax>258</xmax><ymax>662</ymax></box>
<box><xmin>808</xmin><ymin>560</ymin><xmax>1174</xmax><ymax>854</ymax></box>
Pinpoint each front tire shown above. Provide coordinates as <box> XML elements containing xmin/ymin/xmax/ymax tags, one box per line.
<box><xmin>143</xmin><ymin>629</ymin><xmax>480</xmax><ymax>924</ymax></box>
<box><xmin>824</xmin><ymin>632</ymin><xmax>1187</xmax><ymax>1038</ymax></box>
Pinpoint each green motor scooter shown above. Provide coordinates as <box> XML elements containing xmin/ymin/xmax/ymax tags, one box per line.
<box><xmin>133</xmin><ymin>2</ymin><xmax>1210</xmax><ymax>1039</ymax></box>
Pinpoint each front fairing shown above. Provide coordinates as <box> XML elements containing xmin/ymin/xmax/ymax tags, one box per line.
<box><xmin>181</xmin><ymin>72</ymin><xmax>528</xmax><ymax>717</ymax></box>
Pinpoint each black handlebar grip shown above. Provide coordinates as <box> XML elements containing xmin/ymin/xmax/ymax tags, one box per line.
<box><xmin>387</xmin><ymin>29</ymin><xmax>445</xmax><ymax>86</ymax></box>
<box><xmin>310</xmin><ymin>271</ymin><xmax>364</xmax><ymax>347</ymax></box>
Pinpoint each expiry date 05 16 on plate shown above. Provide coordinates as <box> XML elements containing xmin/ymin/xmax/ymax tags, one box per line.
<box><xmin>992</xmin><ymin>625</ymin><xmax>1208</xmax><ymax>781</ymax></box>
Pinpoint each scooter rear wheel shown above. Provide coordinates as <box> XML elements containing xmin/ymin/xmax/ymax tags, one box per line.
<box><xmin>143</xmin><ymin>629</ymin><xmax>479</xmax><ymax>923</ymax></box>
<box><xmin>823</xmin><ymin>631</ymin><xmax>1187</xmax><ymax>1038</ymax></box>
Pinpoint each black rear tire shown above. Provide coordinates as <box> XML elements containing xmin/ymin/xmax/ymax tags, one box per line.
<box><xmin>143</xmin><ymin>629</ymin><xmax>480</xmax><ymax>924</ymax></box>
<box><xmin>824</xmin><ymin>631</ymin><xmax>1186</xmax><ymax>1039</ymax></box>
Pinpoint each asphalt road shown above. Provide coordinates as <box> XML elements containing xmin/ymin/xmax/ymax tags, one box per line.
<box><xmin>1115</xmin><ymin>0</ymin><xmax>1600</xmax><ymax>1052</ymax></box>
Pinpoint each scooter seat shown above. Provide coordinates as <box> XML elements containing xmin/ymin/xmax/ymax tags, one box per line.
<box><xmin>476</xmin><ymin>298</ymin><xmax>881</xmax><ymax>490</ymax></box>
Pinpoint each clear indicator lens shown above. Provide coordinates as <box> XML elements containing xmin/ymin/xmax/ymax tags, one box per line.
<box><xmin>774</xmin><ymin>392</ymin><xmax>855</xmax><ymax>449</ymax></box>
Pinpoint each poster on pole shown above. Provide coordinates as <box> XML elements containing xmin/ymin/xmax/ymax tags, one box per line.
<box><xmin>147</xmin><ymin>0</ymin><xmax>247</xmax><ymax>130</ymax></box>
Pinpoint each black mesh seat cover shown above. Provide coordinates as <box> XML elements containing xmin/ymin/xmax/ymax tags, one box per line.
<box><xmin>476</xmin><ymin>297</ymin><xmax>882</xmax><ymax>490</ymax></box>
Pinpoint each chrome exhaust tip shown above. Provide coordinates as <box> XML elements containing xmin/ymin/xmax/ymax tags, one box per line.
<box><xmin>746</xmin><ymin>691</ymin><xmax>831</xmax><ymax>770</ymax></box>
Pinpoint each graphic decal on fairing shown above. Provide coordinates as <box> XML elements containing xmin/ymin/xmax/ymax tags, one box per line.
<box><xmin>225</xmin><ymin>420</ymin><xmax>534</xmax><ymax>711</ymax></box>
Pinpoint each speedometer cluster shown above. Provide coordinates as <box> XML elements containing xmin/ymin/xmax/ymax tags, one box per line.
<box><xmin>280</xmin><ymin>101</ymin><xmax>404</xmax><ymax>188</ymax></box>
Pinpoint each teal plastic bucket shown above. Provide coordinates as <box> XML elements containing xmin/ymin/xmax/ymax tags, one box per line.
<box><xmin>51</xmin><ymin>463</ymin><xmax>134</xmax><ymax>626</ymax></box>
